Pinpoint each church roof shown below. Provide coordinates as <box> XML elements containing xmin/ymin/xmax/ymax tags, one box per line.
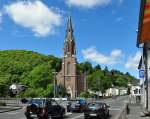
<box><xmin>66</xmin><ymin>16</ymin><xmax>74</xmax><ymax>41</ymax></box>
<box><xmin>67</xmin><ymin>16</ymin><xmax>73</xmax><ymax>33</ymax></box>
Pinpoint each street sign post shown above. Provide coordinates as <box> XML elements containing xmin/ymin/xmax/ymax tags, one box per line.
<box><xmin>139</xmin><ymin>69</ymin><xmax>145</xmax><ymax>79</ymax></box>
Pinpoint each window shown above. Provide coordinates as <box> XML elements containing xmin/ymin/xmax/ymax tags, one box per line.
<box><xmin>139</xmin><ymin>89</ymin><xmax>141</xmax><ymax>94</ymax></box>
<box><xmin>51</xmin><ymin>100</ymin><xmax>58</xmax><ymax>106</ymax></box>
<box><xmin>134</xmin><ymin>89</ymin><xmax>138</xmax><ymax>94</ymax></box>
<box><xmin>67</xmin><ymin>62</ymin><xmax>71</xmax><ymax>75</ymax></box>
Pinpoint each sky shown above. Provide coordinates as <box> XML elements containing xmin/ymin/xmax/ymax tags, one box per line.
<box><xmin>0</xmin><ymin>0</ymin><xmax>142</xmax><ymax>78</ymax></box>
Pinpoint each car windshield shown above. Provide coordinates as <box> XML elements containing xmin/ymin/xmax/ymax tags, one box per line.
<box><xmin>70</xmin><ymin>101</ymin><xmax>79</xmax><ymax>107</ymax></box>
<box><xmin>29</xmin><ymin>99</ymin><xmax>45</xmax><ymax>107</ymax></box>
<box><xmin>72</xmin><ymin>101</ymin><xmax>79</xmax><ymax>104</ymax></box>
<box><xmin>88</xmin><ymin>103</ymin><xmax>101</xmax><ymax>109</ymax></box>
<box><xmin>51</xmin><ymin>100</ymin><xmax>58</xmax><ymax>106</ymax></box>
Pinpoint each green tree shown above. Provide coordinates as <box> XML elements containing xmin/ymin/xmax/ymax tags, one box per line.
<box><xmin>78</xmin><ymin>61</ymin><xmax>93</xmax><ymax>73</ymax></box>
<box><xmin>80</xmin><ymin>91</ymin><xmax>89</xmax><ymax>98</ymax></box>
<box><xmin>29</xmin><ymin>63</ymin><xmax>53</xmax><ymax>89</ymax></box>
<box><xmin>57</xmin><ymin>85</ymin><xmax>67</xmax><ymax>97</ymax></box>
<box><xmin>94</xmin><ymin>64</ymin><xmax>101</xmax><ymax>71</ymax></box>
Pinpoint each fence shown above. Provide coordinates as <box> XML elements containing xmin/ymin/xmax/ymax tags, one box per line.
<box><xmin>0</xmin><ymin>97</ymin><xmax>22</xmax><ymax>105</ymax></box>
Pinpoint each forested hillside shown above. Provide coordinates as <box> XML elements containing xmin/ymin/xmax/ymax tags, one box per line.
<box><xmin>0</xmin><ymin>50</ymin><xmax>138</xmax><ymax>97</ymax></box>
<box><xmin>0</xmin><ymin>50</ymin><xmax>61</xmax><ymax>97</ymax></box>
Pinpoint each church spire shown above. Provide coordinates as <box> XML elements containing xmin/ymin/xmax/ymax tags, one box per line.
<box><xmin>66</xmin><ymin>16</ymin><xmax>74</xmax><ymax>41</ymax></box>
<box><xmin>64</xmin><ymin>16</ymin><xmax>76</xmax><ymax>56</ymax></box>
<box><xmin>67</xmin><ymin>16</ymin><xmax>73</xmax><ymax>34</ymax></box>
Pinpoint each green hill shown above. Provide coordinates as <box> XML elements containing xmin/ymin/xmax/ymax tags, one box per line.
<box><xmin>0</xmin><ymin>50</ymin><xmax>61</xmax><ymax>97</ymax></box>
<box><xmin>0</xmin><ymin>50</ymin><xmax>138</xmax><ymax>97</ymax></box>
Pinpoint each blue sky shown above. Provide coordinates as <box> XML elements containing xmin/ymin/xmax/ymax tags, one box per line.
<box><xmin>0</xmin><ymin>0</ymin><xmax>141</xmax><ymax>78</ymax></box>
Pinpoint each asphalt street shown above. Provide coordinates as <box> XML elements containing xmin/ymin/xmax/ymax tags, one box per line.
<box><xmin>0</xmin><ymin>96</ymin><xmax>129</xmax><ymax>119</ymax></box>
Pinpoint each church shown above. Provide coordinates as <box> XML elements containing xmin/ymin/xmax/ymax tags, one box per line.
<box><xmin>56</xmin><ymin>16</ymin><xmax>87</xmax><ymax>98</ymax></box>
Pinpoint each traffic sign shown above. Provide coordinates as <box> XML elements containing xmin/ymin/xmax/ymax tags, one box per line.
<box><xmin>139</xmin><ymin>69</ymin><xmax>145</xmax><ymax>78</ymax></box>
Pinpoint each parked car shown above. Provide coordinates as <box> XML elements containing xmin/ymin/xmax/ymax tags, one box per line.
<box><xmin>23</xmin><ymin>98</ymin><xmax>65</xmax><ymax>119</ymax></box>
<box><xmin>84</xmin><ymin>102</ymin><xmax>110</xmax><ymax>119</ymax></box>
<box><xmin>67</xmin><ymin>99</ymin><xmax>87</xmax><ymax>112</ymax></box>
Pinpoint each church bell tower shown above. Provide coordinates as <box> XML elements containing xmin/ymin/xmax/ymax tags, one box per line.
<box><xmin>62</xmin><ymin>16</ymin><xmax>77</xmax><ymax>98</ymax></box>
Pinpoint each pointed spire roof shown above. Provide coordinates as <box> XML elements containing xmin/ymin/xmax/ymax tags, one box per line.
<box><xmin>66</xmin><ymin>16</ymin><xmax>74</xmax><ymax>41</ymax></box>
<box><xmin>67</xmin><ymin>16</ymin><xmax>73</xmax><ymax>33</ymax></box>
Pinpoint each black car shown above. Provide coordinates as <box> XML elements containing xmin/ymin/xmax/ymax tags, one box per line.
<box><xmin>84</xmin><ymin>102</ymin><xmax>110</xmax><ymax>119</ymax></box>
<box><xmin>23</xmin><ymin>98</ymin><xmax>65</xmax><ymax>119</ymax></box>
<box><xmin>67</xmin><ymin>99</ymin><xmax>87</xmax><ymax>112</ymax></box>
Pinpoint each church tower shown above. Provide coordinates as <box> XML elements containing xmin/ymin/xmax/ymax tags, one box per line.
<box><xmin>62</xmin><ymin>16</ymin><xmax>77</xmax><ymax>98</ymax></box>
<box><xmin>56</xmin><ymin>16</ymin><xmax>86</xmax><ymax>98</ymax></box>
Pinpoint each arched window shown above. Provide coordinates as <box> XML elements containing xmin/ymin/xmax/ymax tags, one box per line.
<box><xmin>67</xmin><ymin>62</ymin><xmax>71</xmax><ymax>75</ymax></box>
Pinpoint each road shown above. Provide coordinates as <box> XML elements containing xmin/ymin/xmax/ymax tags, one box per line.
<box><xmin>0</xmin><ymin>96</ymin><xmax>129</xmax><ymax>119</ymax></box>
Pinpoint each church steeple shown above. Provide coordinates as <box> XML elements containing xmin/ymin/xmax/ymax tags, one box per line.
<box><xmin>67</xmin><ymin>16</ymin><xmax>73</xmax><ymax>35</ymax></box>
<box><xmin>64</xmin><ymin>16</ymin><xmax>76</xmax><ymax>56</ymax></box>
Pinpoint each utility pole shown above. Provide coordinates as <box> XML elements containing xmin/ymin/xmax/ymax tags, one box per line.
<box><xmin>144</xmin><ymin>44</ymin><xmax>149</xmax><ymax>111</ymax></box>
<box><xmin>52</xmin><ymin>70</ymin><xmax>57</xmax><ymax>99</ymax></box>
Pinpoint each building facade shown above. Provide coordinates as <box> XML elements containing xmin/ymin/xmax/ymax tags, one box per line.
<box><xmin>138</xmin><ymin>43</ymin><xmax>150</xmax><ymax>111</ymax></box>
<box><xmin>56</xmin><ymin>16</ymin><xmax>87</xmax><ymax>98</ymax></box>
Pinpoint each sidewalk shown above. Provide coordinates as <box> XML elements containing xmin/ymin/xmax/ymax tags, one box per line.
<box><xmin>127</xmin><ymin>104</ymin><xmax>150</xmax><ymax>119</ymax></box>
<box><xmin>0</xmin><ymin>104</ymin><xmax>22</xmax><ymax>113</ymax></box>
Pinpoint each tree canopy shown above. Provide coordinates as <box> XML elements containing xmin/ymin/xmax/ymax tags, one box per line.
<box><xmin>0</xmin><ymin>50</ymin><xmax>138</xmax><ymax>97</ymax></box>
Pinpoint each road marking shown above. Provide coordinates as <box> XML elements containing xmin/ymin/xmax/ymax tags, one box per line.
<box><xmin>1</xmin><ymin>109</ymin><xmax>23</xmax><ymax>115</ymax></box>
<box><xmin>4</xmin><ymin>111</ymin><xmax>21</xmax><ymax>115</ymax></box>
<box><xmin>71</xmin><ymin>114</ymin><xmax>84</xmax><ymax>119</ymax></box>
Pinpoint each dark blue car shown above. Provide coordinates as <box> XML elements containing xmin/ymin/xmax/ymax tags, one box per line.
<box><xmin>67</xmin><ymin>99</ymin><xmax>87</xmax><ymax>112</ymax></box>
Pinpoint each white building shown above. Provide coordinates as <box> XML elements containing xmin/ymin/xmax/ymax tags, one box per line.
<box><xmin>87</xmin><ymin>89</ymin><xmax>103</xmax><ymax>97</ymax></box>
<box><xmin>105</xmin><ymin>87</ymin><xmax>119</xmax><ymax>97</ymax></box>
<box><xmin>130</xmin><ymin>85</ymin><xmax>141</xmax><ymax>97</ymax></box>
<box><xmin>119</xmin><ymin>87</ymin><xmax>127</xmax><ymax>96</ymax></box>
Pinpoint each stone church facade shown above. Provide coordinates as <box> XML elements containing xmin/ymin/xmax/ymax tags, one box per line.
<box><xmin>56</xmin><ymin>16</ymin><xmax>87</xmax><ymax>98</ymax></box>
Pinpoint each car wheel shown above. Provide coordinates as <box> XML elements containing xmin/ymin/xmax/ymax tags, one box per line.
<box><xmin>60</xmin><ymin>113</ymin><xmax>64</xmax><ymax>118</ymax></box>
<box><xmin>38</xmin><ymin>116</ymin><xmax>46</xmax><ymax>119</ymax></box>
<box><xmin>49</xmin><ymin>115</ymin><xmax>52</xmax><ymax>119</ymax></box>
<box><xmin>26</xmin><ymin>116</ymin><xmax>33</xmax><ymax>119</ymax></box>
<box><xmin>84</xmin><ymin>115</ymin><xmax>88</xmax><ymax>119</ymax></box>
<box><xmin>99</xmin><ymin>114</ymin><xmax>105</xmax><ymax>119</ymax></box>
<box><xmin>107</xmin><ymin>112</ymin><xmax>110</xmax><ymax>118</ymax></box>
<box><xmin>49</xmin><ymin>115</ymin><xmax>55</xmax><ymax>119</ymax></box>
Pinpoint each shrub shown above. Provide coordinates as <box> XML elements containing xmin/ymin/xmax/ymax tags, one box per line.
<box><xmin>0</xmin><ymin>102</ymin><xmax>6</xmax><ymax>106</ymax></box>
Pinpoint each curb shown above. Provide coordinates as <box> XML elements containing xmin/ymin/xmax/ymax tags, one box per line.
<box><xmin>0</xmin><ymin>107</ymin><xmax>22</xmax><ymax>113</ymax></box>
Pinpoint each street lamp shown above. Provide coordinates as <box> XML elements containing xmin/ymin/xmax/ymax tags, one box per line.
<box><xmin>52</xmin><ymin>70</ymin><xmax>58</xmax><ymax>99</ymax></box>
<box><xmin>112</xmin><ymin>84</ymin><xmax>115</xmax><ymax>97</ymax></box>
<box><xmin>127</xmin><ymin>83</ymin><xmax>131</xmax><ymax>95</ymax></box>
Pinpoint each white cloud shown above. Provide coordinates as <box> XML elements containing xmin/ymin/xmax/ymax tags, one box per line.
<box><xmin>82</xmin><ymin>47</ymin><xmax>122</xmax><ymax>65</ymax></box>
<box><xmin>66</xmin><ymin>0</ymin><xmax>112</xmax><ymax>9</ymax></box>
<box><xmin>4</xmin><ymin>1</ymin><xmax>63</xmax><ymax>37</ymax></box>
<box><xmin>125</xmin><ymin>51</ymin><xmax>141</xmax><ymax>70</ymax></box>
<box><xmin>111</xmin><ymin>49</ymin><xmax>122</xmax><ymax>58</ymax></box>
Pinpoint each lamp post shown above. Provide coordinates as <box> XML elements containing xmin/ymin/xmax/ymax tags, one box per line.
<box><xmin>128</xmin><ymin>83</ymin><xmax>131</xmax><ymax>104</ymax></box>
<box><xmin>128</xmin><ymin>83</ymin><xmax>131</xmax><ymax>95</ymax></box>
<box><xmin>112</xmin><ymin>84</ymin><xmax>115</xmax><ymax>98</ymax></box>
<box><xmin>52</xmin><ymin>70</ymin><xmax>57</xmax><ymax>99</ymax></box>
